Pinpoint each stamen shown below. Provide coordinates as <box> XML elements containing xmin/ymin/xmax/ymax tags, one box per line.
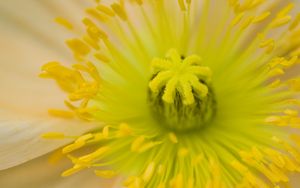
<box><xmin>48</xmin><ymin>109</ymin><xmax>74</xmax><ymax>118</ymax></box>
<box><xmin>54</xmin><ymin>17</ymin><xmax>73</xmax><ymax>30</ymax></box>
<box><xmin>66</xmin><ymin>38</ymin><xmax>91</xmax><ymax>57</ymax></box>
<box><xmin>178</xmin><ymin>148</ymin><xmax>189</xmax><ymax>157</ymax></box>
<box><xmin>168</xmin><ymin>132</ymin><xmax>178</xmax><ymax>144</ymax></box>
<box><xmin>142</xmin><ymin>162</ymin><xmax>155</xmax><ymax>182</ymax></box>
<box><xmin>111</xmin><ymin>2</ymin><xmax>127</xmax><ymax>21</ymax></box>
<box><xmin>96</xmin><ymin>5</ymin><xmax>115</xmax><ymax>17</ymax></box>
<box><xmin>42</xmin><ymin>132</ymin><xmax>65</xmax><ymax>139</ymax></box>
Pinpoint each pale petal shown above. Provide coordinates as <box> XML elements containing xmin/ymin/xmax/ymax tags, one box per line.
<box><xmin>0</xmin><ymin>0</ymin><xmax>89</xmax><ymax>57</ymax></box>
<box><xmin>0</xmin><ymin>153</ymin><xmax>117</xmax><ymax>188</ymax></box>
<box><xmin>0</xmin><ymin>109</ymin><xmax>97</xmax><ymax>170</ymax></box>
<box><xmin>0</xmin><ymin>2</ymin><xmax>96</xmax><ymax>170</ymax></box>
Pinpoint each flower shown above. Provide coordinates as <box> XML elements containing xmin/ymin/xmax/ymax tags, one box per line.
<box><xmin>2</xmin><ymin>0</ymin><xmax>300</xmax><ymax>187</ymax></box>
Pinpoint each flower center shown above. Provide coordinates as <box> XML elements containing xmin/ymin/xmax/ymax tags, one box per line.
<box><xmin>148</xmin><ymin>49</ymin><xmax>216</xmax><ymax>132</ymax></box>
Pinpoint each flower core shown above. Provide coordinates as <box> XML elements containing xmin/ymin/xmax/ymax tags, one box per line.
<box><xmin>41</xmin><ymin>0</ymin><xmax>300</xmax><ymax>187</ymax></box>
<box><xmin>148</xmin><ymin>49</ymin><xmax>216</xmax><ymax>131</ymax></box>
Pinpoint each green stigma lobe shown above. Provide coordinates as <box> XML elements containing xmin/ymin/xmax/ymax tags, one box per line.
<box><xmin>148</xmin><ymin>49</ymin><xmax>216</xmax><ymax>131</ymax></box>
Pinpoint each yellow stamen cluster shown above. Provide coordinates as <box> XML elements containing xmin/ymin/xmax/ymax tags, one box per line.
<box><xmin>40</xmin><ymin>61</ymin><xmax>100</xmax><ymax>120</ymax></box>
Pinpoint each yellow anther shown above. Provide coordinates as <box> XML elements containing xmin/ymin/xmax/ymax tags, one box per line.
<box><xmin>123</xmin><ymin>176</ymin><xmax>143</xmax><ymax>188</ymax></box>
<box><xmin>61</xmin><ymin>165</ymin><xmax>84</xmax><ymax>177</ymax></box>
<box><xmin>157</xmin><ymin>183</ymin><xmax>166</xmax><ymax>188</ymax></box>
<box><xmin>187</xmin><ymin>177</ymin><xmax>194</xmax><ymax>188</ymax></box>
<box><xmin>143</xmin><ymin>162</ymin><xmax>155</xmax><ymax>182</ymax></box>
<box><xmin>227</xmin><ymin>0</ymin><xmax>238</xmax><ymax>7</ymax></box>
<box><xmin>268</xmin><ymin>68</ymin><xmax>284</xmax><ymax>77</ymax></box>
<box><xmin>268</xmin><ymin>79</ymin><xmax>281</xmax><ymax>88</ymax></box>
<box><xmin>96</xmin><ymin>5</ymin><xmax>115</xmax><ymax>17</ymax></box>
<box><xmin>245</xmin><ymin>172</ymin><xmax>269</xmax><ymax>188</ymax></box>
<box><xmin>282</xmin><ymin>56</ymin><xmax>298</xmax><ymax>67</ymax></box>
<box><xmin>266</xmin><ymin>57</ymin><xmax>284</xmax><ymax>68</ymax></box>
<box><xmin>192</xmin><ymin>154</ymin><xmax>203</xmax><ymax>165</ymax></box>
<box><xmin>170</xmin><ymin>173</ymin><xmax>183</xmax><ymax>188</ymax></box>
<box><xmin>260</xmin><ymin>39</ymin><xmax>274</xmax><ymax>48</ymax></box>
<box><xmin>48</xmin><ymin>109</ymin><xmax>74</xmax><ymax>118</ymax></box>
<box><xmin>83</xmin><ymin>35</ymin><xmax>100</xmax><ymax>50</ymax></box>
<box><xmin>265</xmin><ymin>116</ymin><xmax>288</xmax><ymax>126</ymax></box>
<box><xmin>82</xmin><ymin>18</ymin><xmax>108</xmax><ymax>39</ymax></box>
<box><xmin>234</xmin><ymin>0</ymin><xmax>252</xmax><ymax>13</ymax></box>
<box><xmin>239</xmin><ymin>150</ymin><xmax>255</xmax><ymax>164</ymax></box>
<box><xmin>102</xmin><ymin>126</ymin><xmax>110</xmax><ymax>138</ymax></box>
<box><xmin>94</xmin><ymin>170</ymin><xmax>116</xmax><ymax>178</ymax></box>
<box><xmin>284</xmin><ymin>109</ymin><xmax>298</xmax><ymax>116</ymax></box>
<box><xmin>231</xmin><ymin>12</ymin><xmax>245</xmax><ymax>26</ymax></box>
<box><xmin>264</xmin><ymin>148</ymin><xmax>285</xmax><ymax>168</ymax></box>
<box><xmin>209</xmin><ymin>159</ymin><xmax>220</xmax><ymax>175</ymax></box>
<box><xmin>131</xmin><ymin>136</ymin><xmax>145</xmax><ymax>152</ymax></box>
<box><xmin>92</xmin><ymin>133</ymin><xmax>104</xmax><ymax>142</ymax></box>
<box><xmin>86</xmin><ymin>8</ymin><xmax>107</xmax><ymax>22</ymax></box>
<box><xmin>273</xmin><ymin>137</ymin><xmax>300</xmax><ymax>162</ymax></box>
<box><xmin>81</xmin><ymin>146</ymin><xmax>109</xmax><ymax>162</ymax></box>
<box><xmin>251</xmin><ymin>147</ymin><xmax>263</xmax><ymax>161</ymax></box>
<box><xmin>289</xmin><ymin>13</ymin><xmax>300</xmax><ymax>30</ymax></box>
<box><xmin>252</xmin><ymin>12</ymin><xmax>270</xmax><ymax>23</ymax></box>
<box><xmin>260</xmin><ymin>38</ymin><xmax>275</xmax><ymax>53</ymax></box>
<box><xmin>288</xmin><ymin>78</ymin><xmax>300</xmax><ymax>91</ymax></box>
<box><xmin>77</xmin><ymin>133</ymin><xmax>94</xmax><ymax>142</ymax></box>
<box><xmin>117</xmin><ymin>123</ymin><xmax>132</xmax><ymax>137</ymax></box>
<box><xmin>66</xmin><ymin>38</ymin><xmax>91</xmax><ymax>57</ymax></box>
<box><xmin>133</xmin><ymin>0</ymin><xmax>143</xmax><ymax>5</ymax></box>
<box><xmin>138</xmin><ymin>141</ymin><xmax>162</xmax><ymax>153</ymax></box>
<box><xmin>157</xmin><ymin>164</ymin><xmax>165</xmax><ymax>175</ymax></box>
<box><xmin>283</xmin><ymin>155</ymin><xmax>300</xmax><ymax>172</ymax></box>
<box><xmin>62</xmin><ymin>141</ymin><xmax>85</xmax><ymax>154</ymax></box>
<box><xmin>231</xmin><ymin>160</ymin><xmax>248</xmax><ymax>173</ymax></box>
<box><xmin>42</xmin><ymin>132</ymin><xmax>65</xmax><ymax>139</ymax></box>
<box><xmin>178</xmin><ymin>148</ymin><xmax>189</xmax><ymax>157</ymax></box>
<box><xmin>54</xmin><ymin>17</ymin><xmax>73</xmax><ymax>30</ymax></box>
<box><xmin>241</xmin><ymin>16</ymin><xmax>254</xmax><ymax>30</ymax></box>
<box><xmin>290</xmin><ymin>134</ymin><xmax>300</xmax><ymax>148</ymax></box>
<box><xmin>94</xmin><ymin>53</ymin><xmax>110</xmax><ymax>63</ymax></box>
<box><xmin>149</xmin><ymin>49</ymin><xmax>211</xmax><ymax>105</ymax></box>
<box><xmin>235</xmin><ymin>0</ymin><xmax>265</xmax><ymax>13</ymax></box>
<box><xmin>123</xmin><ymin>176</ymin><xmax>135</xmax><ymax>186</ymax></box>
<box><xmin>278</xmin><ymin>3</ymin><xmax>294</xmax><ymax>17</ymax></box>
<box><xmin>270</xmin><ymin>15</ymin><xmax>292</xmax><ymax>28</ymax></box>
<box><xmin>168</xmin><ymin>132</ymin><xmax>178</xmax><ymax>144</ymax></box>
<box><xmin>178</xmin><ymin>0</ymin><xmax>186</xmax><ymax>11</ymax></box>
<box><xmin>111</xmin><ymin>3</ymin><xmax>127</xmax><ymax>21</ymax></box>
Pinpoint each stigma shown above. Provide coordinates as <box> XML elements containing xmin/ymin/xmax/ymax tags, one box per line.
<box><xmin>148</xmin><ymin>49</ymin><xmax>216</xmax><ymax>132</ymax></box>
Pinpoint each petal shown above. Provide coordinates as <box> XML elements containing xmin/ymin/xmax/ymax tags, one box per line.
<box><xmin>0</xmin><ymin>153</ymin><xmax>117</xmax><ymax>188</ymax></box>
<box><xmin>0</xmin><ymin>0</ymin><xmax>88</xmax><ymax>57</ymax></box>
<box><xmin>0</xmin><ymin>2</ymin><xmax>96</xmax><ymax>170</ymax></box>
<box><xmin>0</xmin><ymin>110</ymin><xmax>97</xmax><ymax>170</ymax></box>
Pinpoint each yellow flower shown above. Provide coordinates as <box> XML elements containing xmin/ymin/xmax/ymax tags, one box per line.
<box><xmin>2</xmin><ymin>0</ymin><xmax>300</xmax><ymax>187</ymax></box>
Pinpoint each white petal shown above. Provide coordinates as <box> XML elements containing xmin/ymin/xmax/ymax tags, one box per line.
<box><xmin>0</xmin><ymin>3</ymin><xmax>96</xmax><ymax>170</ymax></box>
<box><xmin>0</xmin><ymin>110</ymin><xmax>97</xmax><ymax>170</ymax></box>
<box><xmin>0</xmin><ymin>0</ymin><xmax>88</xmax><ymax>57</ymax></box>
<box><xmin>0</xmin><ymin>153</ymin><xmax>118</xmax><ymax>188</ymax></box>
